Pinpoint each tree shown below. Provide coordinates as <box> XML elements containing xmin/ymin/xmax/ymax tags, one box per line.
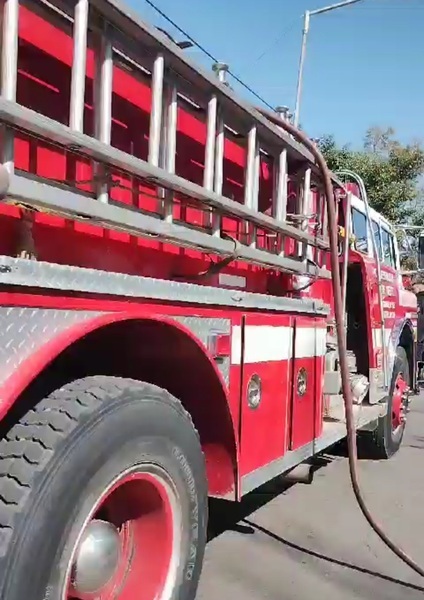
<box><xmin>364</xmin><ymin>126</ymin><xmax>395</xmax><ymax>154</ymax></box>
<box><xmin>318</xmin><ymin>127</ymin><xmax>424</xmax><ymax>224</ymax></box>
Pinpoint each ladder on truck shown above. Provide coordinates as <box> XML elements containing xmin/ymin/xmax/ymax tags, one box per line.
<box><xmin>0</xmin><ymin>0</ymin><xmax>334</xmax><ymax>283</ymax></box>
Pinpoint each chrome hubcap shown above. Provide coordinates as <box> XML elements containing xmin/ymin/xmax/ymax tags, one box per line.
<box><xmin>71</xmin><ymin>519</ymin><xmax>121</xmax><ymax>597</ymax></box>
<box><xmin>63</xmin><ymin>464</ymin><xmax>183</xmax><ymax>600</ymax></box>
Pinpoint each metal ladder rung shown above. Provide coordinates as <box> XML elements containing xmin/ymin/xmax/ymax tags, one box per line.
<box><xmin>244</xmin><ymin>125</ymin><xmax>260</xmax><ymax>248</ymax></box>
<box><xmin>213</xmin><ymin>116</ymin><xmax>224</xmax><ymax>192</ymax></box>
<box><xmin>275</xmin><ymin>148</ymin><xmax>287</xmax><ymax>256</ymax></box>
<box><xmin>269</xmin><ymin>146</ymin><xmax>288</xmax><ymax>256</ymax></box>
<box><xmin>69</xmin><ymin>0</ymin><xmax>89</xmax><ymax>133</ymax></box>
<box><xmin>301</xmin><ymin>167</ymin><xmax>312</xmax><ymax>258</ymax></box>
<box><xmin>148</xmin><ymin>53</ymin><xmax>165</xmax><ymax>167</ymax></box>
<box><xmin>93</xmin><ymin>24</ymin><xmax>113</xmax><ymax>204</ymax></box>
<box><xmin>161</xmin><ymin>82</ymin><xmax>178</xmax><ymax>223</ymax></box>
<box><xmin>211</xmin><ymin>63</ymin><xmax>229</xmax><ymax>238</ymax></box>
<box><xmin>199</xmin><ymin>62</ymin><xmax>230</xmax><ymax>237</ymax></box>
<box><xmin>212</xmin><ymin>108</ymin><xmax>224</xmax><ymax>235</ymax></box>
<box><xmin>272</xmin><ymin>107</ymin><xmax>289</xmax><ymax>256</ymax></box>
<box><xmin>290</xmin><ymin>165</ymin><xmax>315</xmax><ymax>290</ymax></box>
<box><xmin>203</xmin><ymin>95</ymin><xmax>217</xmax><ymax>192</ymax></box>
<box><xmin>211</xmin><ymin>107</ymin><xmax>223</xmax><ymax>238</ymax></box>
<box><xmin>1</xmin><ymin>0</ymin><xmax>19</xmax><ymax>174</ymax></box>
<box><xmin>203</xmin><ymin>93</ymin><xmax>219</xmax><ymax>236</ymax></box>
<box><xmin>275</xmin><ymin>149</ymin><xmax>288</xmax><ymax>223</ymax></box>
<box><xmin>244</xmin><ymin>125</ymin><xmax>259</xmax><ymax>211</ymax></box>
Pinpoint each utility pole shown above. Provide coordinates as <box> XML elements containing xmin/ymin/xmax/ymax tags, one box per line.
<box><xmin>293</xmin><ymin>0</ymin><xmax>364</xmax><ymax>128</ymax></box>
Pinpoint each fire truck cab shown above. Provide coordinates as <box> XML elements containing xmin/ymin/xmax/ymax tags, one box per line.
<box><xmin>0</xmin><ymin>1</ymin><xmax>417</xmax><ymax>598</ymax></box>
<box><xmin>346</xmin><ymin>185</ymin><xmax>417</xmax><ymax>395</ymax></box>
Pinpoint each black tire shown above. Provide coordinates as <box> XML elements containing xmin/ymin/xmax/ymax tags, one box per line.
<box><xmin>358</xmin><ymin>346</ymin><xmax>410</xmax><ymax>459</ymax></box>
<box><xmin>0</xmin><ymin>376</ymin><xmax>208</xmax><ymax>600</ymax></box>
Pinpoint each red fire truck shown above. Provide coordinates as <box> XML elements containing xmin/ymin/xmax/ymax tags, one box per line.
<box><xmin>0</xmin><ymin>0</ymin><xmax>418</xmax><ymax>598</ymax></box>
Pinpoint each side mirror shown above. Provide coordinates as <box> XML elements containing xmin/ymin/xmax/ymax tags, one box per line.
<box><xmin>418</xmin><ymin>232</ymin><xmax>424</xmax><ymax>270</ymax></box>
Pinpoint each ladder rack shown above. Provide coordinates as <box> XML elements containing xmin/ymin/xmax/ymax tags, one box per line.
<box><xmin>0</xmin><ymin>0</ymin><xmax>335</xmax><ymax>280</ymax></box>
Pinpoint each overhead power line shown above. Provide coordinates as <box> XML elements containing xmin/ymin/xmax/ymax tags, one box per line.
<box><xmin>144</xmin><ymin>0</ymin><xmax>275</xmax><ymax>110</ymax></box>
<box><xmin>253</xmin><ymin>15</ymin><xmax>302</xmax><ymax>64</ymax></box>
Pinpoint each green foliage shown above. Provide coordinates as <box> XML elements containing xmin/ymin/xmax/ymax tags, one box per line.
<box><xmin>318</xmin><ymin>127</ymin><xmax>424</xmax><ymax>224</ymax></box>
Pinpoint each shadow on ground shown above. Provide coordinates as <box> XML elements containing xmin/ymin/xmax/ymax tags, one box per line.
<box><xmin>406</xmin><ymin>435</ymin><xmax>424</xmax><ymax>450</ymax></box>
<box><xmin>208</xmin><ymin>454</ymin><xmax>333</xmax><ymax>540</ymax></box>
<box><xmin>207</xmin><ymin>449</ymin><xmax>424</xmax><ymax>594</ymax></box>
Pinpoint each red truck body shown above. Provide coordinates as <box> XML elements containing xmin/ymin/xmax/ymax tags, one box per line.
<box><xmin>0</xmin><ymin>2</ymin><xmax>418</xmax><ymax>599</ymax></box>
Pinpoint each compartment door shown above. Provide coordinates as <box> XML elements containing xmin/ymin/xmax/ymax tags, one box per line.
<box><xmin>289</xmin><ymin>317</ymin><xmax>326</xmax><ymax>450</ymax></box>
<box><xmin>238</xmin><ymin>314</ymin><xmax>293</xmax><ymax>476</ymax></box>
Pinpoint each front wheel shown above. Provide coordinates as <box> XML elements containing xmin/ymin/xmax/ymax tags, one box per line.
<box><xmin>358</xmin><ymin>346</ymin><xmax>410</xmax><ymax>459</ymax></box>
<box><xmin>0</xmin><ymin>376</ymin><xmax>208</xmax><ymax>600</ymax></box>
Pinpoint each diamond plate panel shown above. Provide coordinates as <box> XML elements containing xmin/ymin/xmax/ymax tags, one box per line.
<box><xmin>0</xmin><ymin>308</ymin><xmax>231</xmax><ymax>398</ymax></box>
<box><xmin>0</xmin><ymin>307</ymin><xmax>102</xmax><ymax>388</ymax></box>
<box><xmin>173</xmin><ymin>316</ymin><xmax>231</xmax><ymax>386</ymax></box>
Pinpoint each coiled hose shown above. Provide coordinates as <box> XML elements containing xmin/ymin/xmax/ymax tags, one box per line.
<box><xmin>256</xmin><ymin>105</ymin><xmax>424</xmax><ymax>578</ymax></box>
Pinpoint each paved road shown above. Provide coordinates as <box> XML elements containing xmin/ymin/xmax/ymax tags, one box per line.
<box><xmin>197</xmin><ymin>394</ymin><xmax>424</xmax><ymax>600</ymax></box>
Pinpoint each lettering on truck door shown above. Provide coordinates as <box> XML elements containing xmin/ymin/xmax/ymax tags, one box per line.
<box><xmin>372</xmin><ymin>221</ymin><xmax>399</xmax><ymax>379</ymax></box>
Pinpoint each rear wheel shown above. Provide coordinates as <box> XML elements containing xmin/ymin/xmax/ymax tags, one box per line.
<box><xmin>0</xmin><ymin>376</ymin><xmax>208</xmax><ymax>600</ymax></box>
<box><xmin>358</xmin><ymin>346</ymin><xmax>410</xmax><ymax>459</ymax></box>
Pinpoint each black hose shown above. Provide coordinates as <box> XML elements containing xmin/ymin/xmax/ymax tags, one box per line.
<box><xmin>256</xmin><ymin>105</ymin><xmax>424</xmax><ymax>578</ymax></box>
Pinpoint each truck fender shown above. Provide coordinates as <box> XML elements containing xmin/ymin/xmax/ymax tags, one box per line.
<box><xmin>388</xmin><ymin>318</ymin><xmax>415</xmax><ymax>387</ymax></box>
<box><xmin>0</xmin><ymin>306</ymin><xmax>238</xmax><ymax>498</ymax></box>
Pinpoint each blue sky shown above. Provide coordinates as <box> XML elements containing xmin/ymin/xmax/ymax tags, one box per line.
<box><xmin>132</xmin><ymin>0</ymin><xmax>423</xmax><ymax>149</ymax></box>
